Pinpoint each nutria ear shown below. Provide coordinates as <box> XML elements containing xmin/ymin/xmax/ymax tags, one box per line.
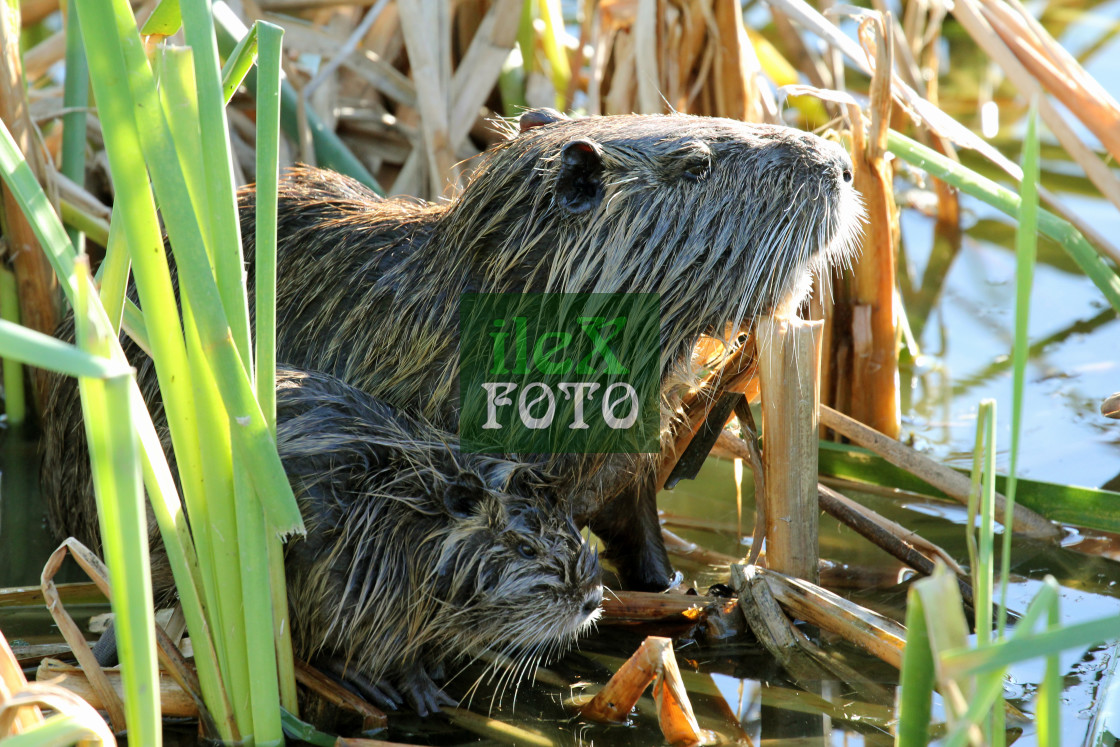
<box><xmin>443</xmin><ymin>472</ymin><xmax>487</xmax><ymax>518</ymax></box>
<box><xmin>519</xmin><ymin>108</ymin><xmax>567</xmax><ymax>133</ymax></box>
<box><xmin>556</xmin><ymin>139</ymin><xmax>604</xmax><ymax>215</ymax></box>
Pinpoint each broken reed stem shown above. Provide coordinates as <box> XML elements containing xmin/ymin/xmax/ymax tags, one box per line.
<box><xmin>760</xmin><ymin>566</ymin><xmax>907</xmax><ymax>670</ymax></box>
<box><xmin>819</xmin><ymin>404</ymin><xmax>1060</xmax><ymax>541</ymax></box>
<box><xmin>758</xmin><ymin>316</ymin><xmax>822</xmax><ymax>584</ymax></box>
<box><xmin>817</xmin><ymin>483</ymin><xmax>975</xmax><ymax>608</ymax></box>
<box><xmin>35</xmin><ymin>658</ymin><xmax>199</xmax><ymax>719</ymax></box>
<box><xmin>578</xmin><ymin>636</ymin><xmax>669</xmax><ymax>722</ymax></box>
<box><xmin>849</xmin><ymin>13</ymin><xmax>900</xmax><ymax>439</ymax></box>
<box><xmin>293</xmin><ymin>660</ymin><xmax>386</xmax><ymax>733</ymax></box>
<box><xmin>657</xmin><ymin>335</ymin><xmax>758</xmax><ymax>490</ymax></box>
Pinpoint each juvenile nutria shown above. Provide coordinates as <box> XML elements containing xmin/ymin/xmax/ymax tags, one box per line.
<box><xmin>42</xmin><ymin>110</ymin><xmax>862</xmax><ymax>592</ymax></box>
<box><xmin>276</xmin><ymin>366</ymin><xmax>602</xmax><ymax>716</ymax></box>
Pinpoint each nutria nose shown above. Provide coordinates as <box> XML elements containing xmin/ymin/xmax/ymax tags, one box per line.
<box><xmin>582</xmin><ymin>587</ymin><xmax>603</xmax><ymax>616</ymax></box>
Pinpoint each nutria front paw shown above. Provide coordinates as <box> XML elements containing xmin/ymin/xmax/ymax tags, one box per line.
<box><xmin>318</xmin><ymin>657</ymin><xmax>455</xmax><ymax>717</ymax></box>
<box><xmin>319</xmin><ymin>658</ymin><xmax>405</xmax><ymax>712</ymax></box>
<box><xmin>397</xmin><ymin>665</ymin><xmax>457</xmax><ymax>717</ymax></box>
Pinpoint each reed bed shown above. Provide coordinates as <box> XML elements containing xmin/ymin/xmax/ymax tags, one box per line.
<box><xmin>1</xmin><ymin>0</ymin><xmax>1119</xmax><ymax>744</ymax></box>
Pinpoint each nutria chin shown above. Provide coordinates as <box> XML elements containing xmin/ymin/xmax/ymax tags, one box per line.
<box><xmin>275</xmin><ymin>366</ymin><xmax>602</xmax><ymax>716</ymax></box>
<box><xmin>42</xmin><ymin>109</ymin><xmax>863</xmax><ymax>592</ymax></box>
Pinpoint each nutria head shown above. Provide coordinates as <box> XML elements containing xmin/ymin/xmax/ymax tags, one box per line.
<box><xmin>438</xmin><ymin>110</ymin><xmax>864</xmax><ymax>369</ymax></box>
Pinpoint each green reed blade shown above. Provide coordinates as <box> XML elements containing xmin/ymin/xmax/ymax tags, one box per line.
<box><xmin>255</xmin><ymin>20</ymin><xmax>282</xmax><ymax>439</ymax></box>
<box><xmin>0</xmin><ymin>317</ymin><xmax>127</xmax><ymax>379</ymax></box>
<box><xmin>896</xmin><ymin>581</ymin><xmax>936</xmax><ymax>746</ymax></box>
<box><xmin>280</xmin><ymin>708</ymin><xmax>337</xmax><ymax>747</ymax></box>
<box><xmin>1</xmin><ymin>111</ymin><xmax>232</xmax><ymax>741</ymax></box>
<box><xmin>90</xmin><ymin>0</ymin><xmax>303</xmax><ymax>533</ymax></box>
<box><xmin>154</xmin><ymin>42</ymin><xmax>247</xmax><ymax>719</ymax></box>
<box><xmin>0</xmin><ymin>712</ymin><xmax>114</xmax><ymax>746</ymax></box>
<box><xmin>220</xmin><ymin>20</ymin><xmax>258</xmax><ymax>105</ymax></box>
<box><xmin>72</xmin><ymin>1</ymin><xmax>245</xmax><ymax>736</ymax></box>
<box><xmin>234</xmin><ymin>462</ymin><xmax>283</xmax><ymax>744</ymax></box>
<box><xmin>819</xmin><ymin>440</ymin><xmax>1120</xmax><ymax>534</ymax></box>
<box><xmin>1002</xmin><ymin>101</ymin><xmax>1040</xmax><ymax>638</ymax></box>
<box><xmin>59</xmin><ymin>200</ymin><xmax>109</xmax><ymax>248</ymax></box>
<box><xmin>888</xmin><ymin>130</ymin><xmax>1120</xmax><ymax>313</ymax></box>
<box><xmin>255</xmin><ymin>19</ymin><xmax>299</xmax><ymax>714</ymax></box>
<box><xmin>979</xmin><ymin>400</ymin><xmax>996</xmax><ymax>649</ymax></box>
<box><xmin>943</xmin><ymin>669</ymin><xmax>1007</xmax><ymax>747</ymax></box>
<box><xmin>184</xmin><ymin>307</ymin><xmax>255</xmax><ymax>732</ymax></box>
<box><xmin>75</xmin><ymin>0</ymin><xmax>214</xmax><ymax>592</ymax></box>
<box><xmin>73</xmin><ymin>257</ymin><xmax>161</xmax><ymax>747</ymax></box>
<box><xmin>943</xmin><ymin>613</ymin><xmax>1119</xmax><ymax>676</ymax></box>
<box><xmin>157</xmin><ymin>46</ymin><xmax>212</xmax><ymax>251</ymax></box>
<box><xmin>96</xmin><ymin>204</ymin><xmax>131</xmax><ymax>334</ymax></box>
<box><xmin>212</xmin><ymin>5</ymin><xmax>383</xmax><ymax>194</ymax></box>
<box><xmin>139</xmin><ymin>0</ymin><xmax>181</xmax><ymax>36</ymax></box>
<box><xmin>61</xmin><ymin>0</ymin><xmax>89</xmax><ymax>256</ymax></box>
<box><xmin>1036</xmin><ymin>579</ymin><xmax>1062</xmax><ymax>747</ymax></box>
<box><xmin>180</xmin><ymin>0</ymin><xmax>252</xmax><ymax>373</ymax></box>
<box><xmin>121</xmin><ymin>298</ymin><xmax>149</xmax><ymax>352</ymax></box>
<box><xmin>154</xmin><ymin>32</ymin><xmax>258</xmax><ymax>734</ymax></box>
<box><xmin>0</xmin><ymin>267</ymin><xmax>26</xmax><ymax>425</ymax></box>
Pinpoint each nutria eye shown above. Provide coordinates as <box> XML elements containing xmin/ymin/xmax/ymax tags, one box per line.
<box><xmin>517</xmin><ymin>542</ymin><xmax>537</xmax><ymax>559</ymax></box>
<box><xmin>842</xmin><ymin>169</ymin><xmax>853</xmax><ymax>183</ymax></box>
<box><xmin>682</xmin><ymin>159</ymin><xmax>711</xmax><ymax>182</ymax></box>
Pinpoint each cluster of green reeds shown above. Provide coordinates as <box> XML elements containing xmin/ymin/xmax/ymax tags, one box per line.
<box><xmin>894</xmin><ymin>108</ymin><xmax>1120</xmax><ymax>747</ymax></box>
<box><xmin>0</xmin><ymin>0</ymin><xmax>301</xmax><ymax>744</ymax></box>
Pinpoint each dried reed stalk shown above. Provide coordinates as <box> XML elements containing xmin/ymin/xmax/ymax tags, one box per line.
<box><xmin>952</xmin><ymin>0</ymin><xmax>1120</xmax><ymax>222</ymax></box>
<box><xmin>578</xmin><ymin>635</ymin><xmax>703</xmax><ymax>745</ymax></box>
<box><xmin>0</xmin><ymin>632</ymin><xmax>43</xmax><ymax>735</ymax></box>
<box><xmin>657</xmin><ymin>335</ymin><xmax>758</xmax><ymax>489</ymax></box>
<box><xmin>823</xmin><ymin>13</ymin><xmax>900</xmax><ymax>439</ymax></box>
<box><xmin>758</xmin><ymin>316</ymin><xmax>822</xmax><ymax>583</ymax></box>
<box><xmin>820</xmin><ymin>404</ymin><xmax>1060</xmax><ymax>540</ymax></box>
<box><xmin>760</xmin><ymin>566</ymin><xmax>907</xmax><ymax>669</ymax></box>
<box><xmin>293</xmin><ymin>659</ymin><xmax>387</xmax><ymax>732</ymax></box>
<box><xmin>1</xmin><ymin>0</ymin><xmax>60</xmax><ymax>413</ymax></box>
<box><xmin>36</xmin><ymin>658</ymin><xmax>199</xmax><ymax>718</ymax></box>
<box><xmin>982</xmin><ymin>0</ymin><xmax>1120</xmax><ymax>164</ymax></box>
<box><xmin>591</xmin><ymin>0</ymin><xmax>769</xmax><ymax>121</ymax></box>
<box><xmin>40</xmin><ymin>539</ymin><xmax>217</xmax><ymax>735</ymax></box>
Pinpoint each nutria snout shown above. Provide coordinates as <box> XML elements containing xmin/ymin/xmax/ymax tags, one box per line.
<box><xmin>276</xmin><ymin>366</ymin><xmax>602</xmax><ymax>715</ymax></box>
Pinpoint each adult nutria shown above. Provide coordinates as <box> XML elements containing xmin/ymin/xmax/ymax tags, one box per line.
<box><xmin>275</xmin><ymin>366</ymin><xmax>602</xmax><ymax>716</ymax></box>
<box><xmin>42</xmin><ymin>110</ymin><xmax>862</xmax><ymax>592</ymax></box>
